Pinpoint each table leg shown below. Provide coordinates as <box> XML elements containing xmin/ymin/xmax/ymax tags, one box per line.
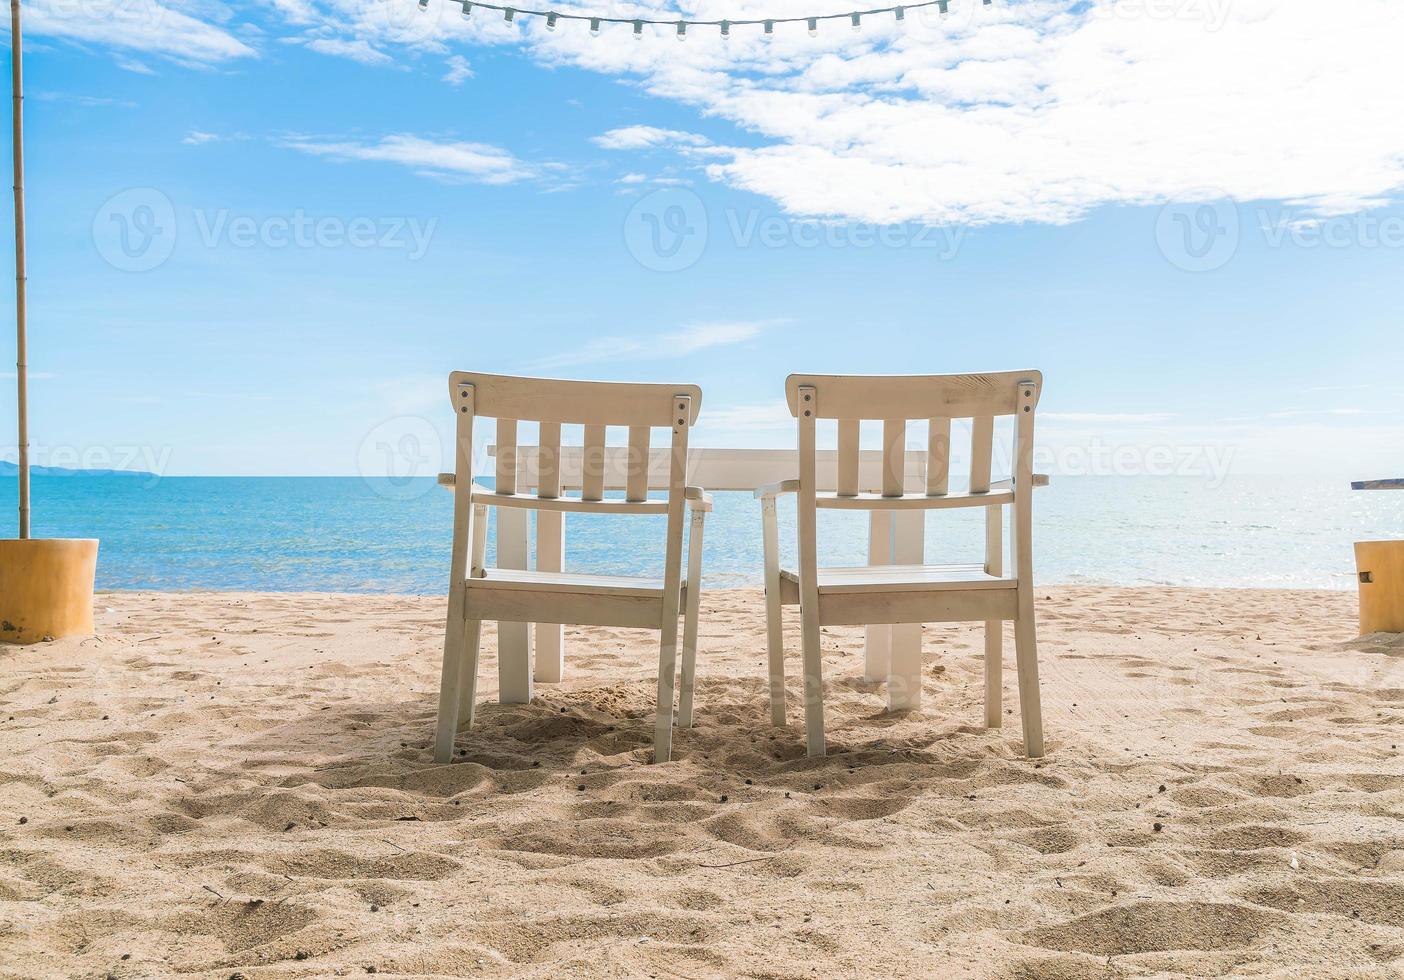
<box><xmin>865</xmin><ymin>510</ymin><xmax>892</xmax><ymax>682</ymax></box>
<box><xmin>888</xmin><ymin>509</ymin><xmax>924</xmax><ymax>710</ymax></box>
<box><xmin>534</xmin><ymin>511</ymin><xmax>564</xmax><ymax>683</ymax></box>
<box><xmin>497</xmin><ymin>506</ymin><xmax>533</xmax><ymax>703</ymax></box>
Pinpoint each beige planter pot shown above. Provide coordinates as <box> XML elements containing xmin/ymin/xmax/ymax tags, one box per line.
<box><xmin>1357</xmin><ymin>540</ymin><xmax>1404</xmax><ymax>635</ymax></box>
<box><xmin>0</xmin><ymin>538</ymin><xmax>99</xmax><ymax>644</ymax></box>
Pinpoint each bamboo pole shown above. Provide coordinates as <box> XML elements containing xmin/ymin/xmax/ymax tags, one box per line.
<box><xmin>10</xmin><ymin>0</ymin><xmax>28</xmax><ymax>539</ymax></box>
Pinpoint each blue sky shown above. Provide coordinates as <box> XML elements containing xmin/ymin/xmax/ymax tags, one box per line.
<box><xmin>1</xmin><ymin>0</ymin><xmax>1402</xmax><ymax>479</ymax></box>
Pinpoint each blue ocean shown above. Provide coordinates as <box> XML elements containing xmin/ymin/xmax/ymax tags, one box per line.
<box><xmin>3</xmin><ymin>475</ymin><xmax>1400</xmax><ymax>593</ymax></box>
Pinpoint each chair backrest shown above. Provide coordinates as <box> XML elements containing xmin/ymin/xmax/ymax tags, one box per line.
<box><xmin>785</xmin><ymin>371</ymin><xmax>1040</xmax><ymax>497</ymax></box>
<box><xmin>447</xmin><ymin>371</ymin><xmax>702</xmax><ymax>503</ymax></box>
<box><xmin>784</xmin><ymin>371</ymin><xmax>1042</xmax><ymax>579</ymax></box>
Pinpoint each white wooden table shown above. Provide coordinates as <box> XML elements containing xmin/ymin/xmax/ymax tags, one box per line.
<box><xmin>442</xmin><ymin>447</ymin><xmax>1045</xmax><ymax>708</ymax></box>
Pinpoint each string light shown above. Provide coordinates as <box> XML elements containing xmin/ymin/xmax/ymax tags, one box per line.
<box><xmin>418</xmin><ymin>0</ymin><xmax>992</xmax><ymax>37</ymax></box>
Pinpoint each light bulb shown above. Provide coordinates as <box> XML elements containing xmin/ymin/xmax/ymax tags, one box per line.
<box><xmin>589</xmin><ymin>17</ymin><xmax>600</xmax><ymax>34</ymax></box>
<box><xmin>807</xmin><ymin>16</ymin><xmax>817</xmax><ymax>36</ymax></box>
<box><xmin>503</xmin><ymin>6</ymin><xmax>514</xmax><ymax>21</ymax></box>
<box><xmin>720</xmin><ymin>19</ymin><xmax>730</xmax><ymax>40</ymax></box>
<box><xmin>676</xmin><ymin>20</ymin><xmax>686</xmax><ymax>40</ymax></box>
<box><xmin>633</xmin><ymin>18</ymin><xmax>643</xmax><ymax>38</ymax></box>
<box><xmin>938</xmin><ymin>0</ymin><xmax>949</xmax><ymax>18</ymax></box>
<box><xmin>893</xmin><ymin>5</ymin><xmax>904</xmax><ymax>24</ymax></box>
<box><xmin>417</xmin><ymin>0</ymin><xmax>428</xmax><ymax>9</ymax></box>
<box><xmin>460</xmin><ymin>0</ymin><xmax>472</xmax><ymax>17</ymax></box>
<box><xmin>546</xmin><ymin>11</ymin><xmax>557</xmax><ymax>30</ymax></box>
<box><xmin>763</xmin><ymin>19</ymin><xmax>774</xmax><ymax>35</ymax></box>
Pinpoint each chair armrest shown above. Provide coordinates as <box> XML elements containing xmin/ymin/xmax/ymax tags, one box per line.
<box><xmin>754</xmin><ymin>478</ymin><xmax>799</xmax><ymax>500</ymax></box>
<box><xmin>686</xmin><ymin>486</ymin><xmax>714</xmax><ymax>512</ymax></box>
<box><xmin>990</xmin><ymin>473</ymin><xmax>1050</xmax><ymax>490</ymax></box>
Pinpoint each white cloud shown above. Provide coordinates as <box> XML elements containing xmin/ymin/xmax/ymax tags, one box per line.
<box><xmin>183</xmin><ymin>130</ymin><xmax>222</xmax><ymax>144</ymax></box>
<box><xmin>279</xmin><ymin>133</ymin><xmax>538</xmax><ymax>184</ymax></box>
<box><xmin>304</xmin><ymin>37</ymin><xmax>393</xmax><ymax>65</ymax></box>
<box><xmin>25</xmin><ymin>0</ymin><xmax>255</xmax><ymax>65</ymax></box>
<box><xmin>443</xmin><ymin>54</ymin><xmax>474</xmax><ymax>84</ymax></box>
<box><xmin>535</xmin><ymin>320</ymin><xmax>768</xmax><ymax>370</ymax></box>
<box><xmin>533</xmin><ymin>0</ymin><xmax>1404</xmax><ymax>225</ymax></box>
<box><xmin>592</xmin><ymin>126</ymin><xmax>711</xmax><ymax>151</ymax></box>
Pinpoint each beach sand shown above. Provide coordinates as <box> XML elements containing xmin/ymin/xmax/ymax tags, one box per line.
<box><xmin>3</xmin><ymin>586</ymin><xmax>1404</xmax><ymax>978</ymax></box>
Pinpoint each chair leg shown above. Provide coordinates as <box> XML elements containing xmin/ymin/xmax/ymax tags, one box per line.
<box><xmin>1013</xmin><ymin>595</ymin><xmax>1044</xmax><ymax>757</ymax></box>
<box><xmin>800</xmin><ymin>595</ymin><xmax>825</xmax><ymax>757</ymax></box>
<box><xmin>984</xmin><ymin>619</ymin><xmax>1002</xmax><ymax>728</ymax></box>
<box><xmin>457</xmin><ymin>617</ymin><xmax>483</xmax><ymax>729</ymax></box>
<box><xmin>434</xmin><ymin>585</ymin><xmax>469</xmax><ymax>764</ymax></box>
<box><xmin>678</xmin><ymin>512</ymin><xmax>705</xmax><ymax>729</ymax></box>
<box><xmin>887</xmin><ymin>623</ymin><xmax>922</xmax><ymax>711</ymax></box>
<box><xmin>761</xmin><ymin>499</ymin><xmax>786</xmax><ymax>726</ymax></box>
<box><xmin>654</xmin><ymin>615</ymin><xmax>681</xmax><ymax>764</ymax></box>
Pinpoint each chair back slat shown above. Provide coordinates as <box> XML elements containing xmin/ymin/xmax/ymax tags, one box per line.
<box><xmin>837</xmin><ymin>419</ymin><xmax>859</xmax><ymax>497</ymax></box>
<box><xmin>970</xmin><ymin>415</ymin><xmax>993</xmax><ymax>494</ymax></box>
<box><xmin>927</xmin><ymin>417</ymin><xmax>951</xmax><ymax>495</ymax></box>
<box><xmin>626</xmin><ymin>425</ymin><xmax>650</xmax><ymax>502</ymax></box>
<box><xmin>537</xmin><ymin>422</ymin><xmax>562</xmax><ymax>498</ymax></box>
<box><xmin>582</xmin><ymin>424</ymin><xmax>606</xmax><ymax>501</ymax></box>
<box><xmin>495</xmin><ymin>419</ymin><xmax>518</xmax><ymax>494</ymax></box>
<box><xmin>881</xmin><ymin>419</ymin><xmax>905</xmax><ymax>497</ymax></box>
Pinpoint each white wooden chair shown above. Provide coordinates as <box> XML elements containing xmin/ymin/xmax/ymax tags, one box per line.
<box><xmin>756</xmin><ymin>371</ymin><xmax>1045</xmax><ymax>758</ymax></box>
<box><xmin>434</xmin><ymin>372</ymin><xmax>710</xmax><ymax>765</ymax></box>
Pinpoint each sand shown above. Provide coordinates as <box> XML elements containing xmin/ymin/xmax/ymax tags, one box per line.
<box><xmin>2</xmin><ymin>586</ymin><xmax>1404</xmax><ymax>978</ymax></box>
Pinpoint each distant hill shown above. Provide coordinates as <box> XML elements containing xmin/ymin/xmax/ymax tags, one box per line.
<box><xmin>0</xmin><ymin>461</ymin><xmax>159</xmax><ymax>478</ymax></box>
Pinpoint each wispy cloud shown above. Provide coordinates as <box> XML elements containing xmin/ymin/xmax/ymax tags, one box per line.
<box><xmin>25</xmin><ymin>0</ymin><xmax>255</xmax><ymax>66</ymax></box>
<box><xmin>279</xmin><ymin>133</ymin><xmax>541</xmax><ymax>184</ymax></box>
<box><xmin>303</xmin><ymin>37</ymin><xmax>393</xmax><ymax>66</ymax></box>
<box><xmin>443</xmin><ymin>54</ymin><xmax>474</xmax><ymax>85</ymax></box>
<box><xmin>592</xmin><ymin>126</ymin><xmax>711</xmax><ymax>151</ymax></box>
<box><xmin>535</xmin><ymin>320</ymin><xmax>770</xmax><ymax>370</ymax></box>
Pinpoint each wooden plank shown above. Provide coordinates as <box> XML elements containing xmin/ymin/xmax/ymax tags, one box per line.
<box><xmin>653</xmin><ymin>395</ymin><xmax>692</xmax><ymax>763</ymax></box>
<box><xmin>677</xmin><ymin>510</ymin><xmax>705</xmax><ymax>728</ymax></box>
<box><xmin>882</xmin><ymin>418</ymin><xmax>905</xmax><ymax>498</ymax></box>
<box><xmin>537</xmin><ymin>422</ymin><xmax>561</xmax><ymax>498</ymax></box>
<box><xmin>864</xmin><ymin>510</ymin><xmax>892</xmax><ymax>684</ymax></box>
<box><xmin>763</xmin><ymin>498</ymin><xmax>787</xmax><ymax>725</ymax></box>
<box><xmin>626</xmin><ymin>425</ymin><xmax>650</xmax><ymax>502</ymax></box>
<box><xmin>448</xmin><ymin>371</ymin><xmax>702</xmax><ymax>427</ymax></box>
<box><xmin>434</xmin><ymin>381</ymin><xmax>477</xmax><ymax>764</ymax></box>
<box><xmin>495</xmin><ymin>419</ymin><xmax>518</xmax><ymax>495</ymax></box>
<box><xmin>1012</xmin><ymin>380</ymin><xmax>1043</xmax><ymax>758</ymax></box>
<box><xmin>970</xmin><ymin>415</ymin><xmax>993</xmax><ymax>494</ymax></box>
<box><xmin>1353</xmin><ymin>479</ymin><xmax>1404</xmax><ymax>490</ymax></box>
<box><xmin>837</xmin><ymin>419</ymin><xmax>859</xmax><ymax>497</ymax></box>
<box><xmin>927</xmin><ymin>417</ymin><xmax>951</xmax><ymax>495</ymax></box>
<box><xmin>785</xmin><ymin>371</ymin><xmax>1041</xmax><ymax>421</ymax></box>
<box><xmin>581</xmin><ymin>424</ymin><xmax>606</xmax><ymax>501</ymax></box>
<box><xmin>820</xmin><ymin>589</ymin><xmax>1017</xmax><ymax>627</ymax></box>
<box><xmin>534</xmin><ymin>510</ymin><xmax>564</xmax><ymax>683</ymax></box>
<box><xmin>496</xmin><ymin>506</ymin><xmax>533</xmax><ymax>705</ymax></box>
<box><xmin>888</xmin><ymin>509</ymin><xmax>924</xmax><ymax>711</ymax></box>
<box><xmin>984</xmin><ymin>503</ymin><xmax>1003</xmax><ymax>729</ymax></box>
<box><xmin>796</xmin><ymin>385</ymin><xmax>825</xmax><ymax>757</ymax></box>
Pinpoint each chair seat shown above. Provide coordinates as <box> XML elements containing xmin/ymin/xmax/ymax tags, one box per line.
<box><xmin>470</xmin><ymin>567</ymin><xmax>686</xmax><ymax>600</ymax></box>
<box><xmin>778</xmin><ymin>562</ymin><xmax>1014</xmax><ymax>599</ymax></box>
